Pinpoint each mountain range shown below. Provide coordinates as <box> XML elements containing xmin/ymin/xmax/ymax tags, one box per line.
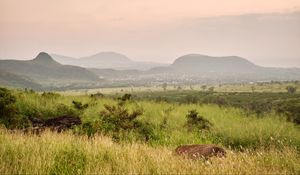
<box><xmin>51</xmin><ymin>52</ymin><xmax>167</xmax><ymax>70</ymax></box>
<box><xmin>0</xmin><ymin>52</ymin><xmax>299</xmax><ymax>90</ymax></box>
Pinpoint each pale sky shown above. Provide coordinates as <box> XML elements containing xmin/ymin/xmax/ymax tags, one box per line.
<box><xmin>1</xmin><ymin>0</ymin><xmax>300</xmax><ymax>67</ymax></box>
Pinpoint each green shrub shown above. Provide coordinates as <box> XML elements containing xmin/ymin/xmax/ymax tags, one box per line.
<box><xmin>72</xmin><ymin>100</ymin><xmax>89</xmax><ymax>110</ymax></box>
<box><xmin>118</xmin><ymin>93</ymin><xmax>132</xmax><ymax>101</ymax></box>
<box><xmin>98</xmin><ymin>103</ymin><xmax>156</xmax><ymax>141</ymax></box>
<box><xmin>0</xmin><ymin>88</ymin><xmax>22</xmax><ymax>128</ymax></box>
<box><xmin>41</xmin><ymin>92</ymin><xmax>60</xmax><ymax>99</ymax></box>
<box><xmin>185</xmin><ymin>110</ymin><xmax>212</xmax><ymax>131</ymax></box>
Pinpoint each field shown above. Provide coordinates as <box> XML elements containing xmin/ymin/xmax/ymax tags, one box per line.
<box><xmin>0</xmin><ymin>82</ymin><xmax>300</xmax><ymax>174</ymax></box>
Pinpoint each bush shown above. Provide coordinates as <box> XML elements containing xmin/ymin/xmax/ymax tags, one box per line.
<box><xmin>276</xmin><ymin>100</ymin><xmax>300</xmax><ymax>124</ymax></box>
<box><xmin>0</xmin><ymin>88</ymin><xmax>20</xmax><ymax>128</ymax></box>
<box><xmin>90</xmin><ymin>92</ymin><xmax>104</xmax><ymax>99</ymax></box>
<box><xmin>98</xmin><ymin>103</ymin><xmax>156</xmax><ymax>141</ymax></box>
<box><xmin>118</xmin><ymin>94</ymin><xmax>132</xmax><ymax>101</ymax></box>
<box><xmin>72</xmin><ymin>101</ymin><xmax>89</xmax><ymax>110</ymax></box>
<box><xmin>41</xmin><ymin>92</ymin><xmax>60</xmax><ymax>99</ymax></box>
<box><xmin>185</xmin><ymin>110</ymin><xmax>212</xmax><ymax>131</ymax></box>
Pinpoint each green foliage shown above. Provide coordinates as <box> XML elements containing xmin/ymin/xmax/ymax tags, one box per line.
<box><xmin>185</xmin><ymin>110</ymin><xmax>212</xmax><ymax>131</ymax></box>
<box><xmin>99</xmin><ymin>102</ymin><xmax>157</xmax><ymax>141</ymax></box>
<box><xmin>41</xmin><ymin>92</ymin><xmax>60</xmax><ymax>99</ymax></box>
<box><xmin>117</xmin><ymin>93</ymin><xmax>132</xmax><ymax>101</ymax></box>
<box><xmin>0</xmin><ymin>88</ymin><xmax>17</xmax><ymax>119</ymax></box>
<box><xmin>72</xmin><ymin>100</ymin><xmax>89</xmax><ymax>110</ymax></box>
<box><xmin>0</xmin><ymin>88</ymin><xmax>23</xmax><ymax>128</ymax></box>
<box><xmin>74</xmin><ymin>121</ymin><xmax>100</xmax><ymax>139</ymax></box>
<box><xmin>276</xmin><ymin>99</ymin><xmax>300</xmax><ymax>124</ymax></box>
<box><xmin>90</xmin><ymin>92</ymin><xmax>104</xmax><ymax>99</ymax></box>
<box><xmin>208</xmin><ymin>86</ymin><xmax>215</xmax><ymax>92</ymax></box>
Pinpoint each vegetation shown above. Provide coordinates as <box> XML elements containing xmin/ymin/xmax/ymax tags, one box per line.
<box><xmin>0</xmin><ymin>84</ymin><xmax>300</xmax><ymax>174</ymax></box>
<box><xmin>1</xmin><ymin>129</ymin><xmax>299</xmax><ymax>174</ymax></box>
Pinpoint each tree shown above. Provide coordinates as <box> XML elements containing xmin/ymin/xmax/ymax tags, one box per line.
<box><xmin>286</xmin><ymin>86</ymin><xmax>297</xmax><ymax>94</ymax></box>
<box><xmin>208</xmin><ymin>86</ymin><xmax>214</xmax><ymax>92</ymax></box>
<box><xmin>0</xmin><ymin>88</ymin><xmax>17</xmax><ymax>128</ymax></box>
<box><xmin>201</xmin><ymin>85</ymin><xmax>207</xmax><ymax>91</ymax></box>
<box><xmin>162</xmin><ymin>83</ymin><xmax>167</xmax><ymax>91</ymax></box>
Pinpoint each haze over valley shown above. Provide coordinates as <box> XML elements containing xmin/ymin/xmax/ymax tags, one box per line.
<box><xmin>1</xmin><ymin>51</ymin><xmax>299</xmax><ymax>90</ymax></box>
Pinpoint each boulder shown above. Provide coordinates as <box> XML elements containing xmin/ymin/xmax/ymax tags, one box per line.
<box><xmin>175</xmin><ymin>144</ymin><xmax>226</xmax><ymax>159</ymax></box>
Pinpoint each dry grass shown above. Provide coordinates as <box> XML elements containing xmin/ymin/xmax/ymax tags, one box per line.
<box><xmin>0</xmin><ymin>128</ymin><xmax>299</xmax><ymax>175</ymax></box>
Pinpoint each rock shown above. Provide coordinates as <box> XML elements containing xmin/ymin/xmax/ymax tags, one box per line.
<box><xmin>29</xmin><ymin>115</ymin><xmax>82</xmax><ymax>132</ymax></box>
<box><xmin>175</xmin><ymin>144</ymin><xmax>226</xmax><ymax>159</ymax></box>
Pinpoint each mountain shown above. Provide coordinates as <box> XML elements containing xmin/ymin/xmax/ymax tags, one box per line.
<box><xmin>0</xmin><ymin>70</ymin><xmax>43</xmax><ymax>90</ymax></box>
<box><xmin>0</xmin><ymin>52</ymin><xmax>99</xmax><ymax>88</ymax></box>
<box><xmin>167</xmin><ymin>54</ymin><xmax>300</xmax><ymax>82</ymax></box>
<box><xmin>51</xmin><ymin>52</ymin><xmax>168</xmax><ymax>70</ymax></box>
<box><xmin>171</xmin><ymin>54</ymin><xmax>259</xmax><ymax>73</ymax></box>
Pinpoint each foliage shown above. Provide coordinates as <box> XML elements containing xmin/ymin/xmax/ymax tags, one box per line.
<box><xmin>185</xmin><ymin>110</ymin><xmax>212</xmax><ymax>131</ymax></box>
<box><xmin>0</xmin><ymin>88</ymin><xmax>27</xmax><ymax>128</ymax></box>
<box><xmin>72</xmin><ymin>100</ymin><xmax>89</xmax><ymax>110</ymax></box>
<box><xmin>117</xmin><ymin>93</ymin><xmax>132</xmax><ymax>101</ymax></box>
<box><xmin>41</xmin><ymin>92</ymin><xmax>60</xmax><ymax>98</ymax></box>
<box><xmin>99</xmin><ymin>102</ymin><xmax>157</xmax><ymax>141</ymax></box>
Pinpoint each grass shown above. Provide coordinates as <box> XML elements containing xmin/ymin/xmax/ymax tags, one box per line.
<box><xmin>0</xmin><ymin>129</ymin><xmax>299</xmax><ymax>175</ymax></box>
<box><xmin>1</xmin><ymin>86</ymin><xmax>300</xmax><ymax>174</ymax></box>
<box><xmin>11</xmin><ymin>90</ymin><xmax>300</xmax><ymax>148</ymax></box>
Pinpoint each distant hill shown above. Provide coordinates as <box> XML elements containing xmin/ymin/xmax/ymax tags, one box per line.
<box><xmin>51</xmin><ymin>52</ymin><xmax>168</xmax><ymax>70</ymax></box>
<box><xmin>171</xmin><ymin>54</ymin><xmax>259</xmax><ymax>73</ymax></box>
<box><xmin>85</xmin><ymin>54</ymin><xmax>300</xmax><ymax>84</ymax></box>
<box><xmin>0</xmin><ymin>70</ymin><xmax>43</xmax><ymax>90</ymax></box>
<box><xmin>0</xmin><ymin>52</ymin><xmax>99</xmax><ymax>88</ymax></box>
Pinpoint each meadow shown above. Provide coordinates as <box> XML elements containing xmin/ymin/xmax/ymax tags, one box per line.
<box><xmin>0</xmin><ymin>83</ymin><xmax>300</xmax><ymax>174</ymax></box>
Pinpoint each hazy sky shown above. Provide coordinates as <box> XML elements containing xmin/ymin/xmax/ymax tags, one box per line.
<box><xmin>1</xmin><ymin>0</ymin><xmax>300</xmax><ymax>67</ymax></box>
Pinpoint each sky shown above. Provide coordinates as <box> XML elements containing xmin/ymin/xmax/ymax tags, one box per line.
<box><xmin>1</xmin><ymin>0</ymin><xmax>300</xmax><ymax>67</ymax></box>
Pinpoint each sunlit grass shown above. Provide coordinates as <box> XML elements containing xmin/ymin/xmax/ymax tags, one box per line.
<box><xmin>0</xmin><ymin>129</ymin><xmax>299</xmax><ymax>174</ymax></box>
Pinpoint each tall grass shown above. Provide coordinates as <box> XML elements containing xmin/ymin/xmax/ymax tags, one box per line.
<box><xmin>12</xmin><ymin>90</ymin><xmax>300</xmax><ymax>149</ymax></box>
<box><xmin>0</xmin><ymin>129</ymin><xmax>299</xmax><ymax>175</ymax></box>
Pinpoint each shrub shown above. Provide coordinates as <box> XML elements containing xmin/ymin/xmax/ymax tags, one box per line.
<box><xmin>0</xmin><ymin>88</ymin><xmax>19</xmax><ymax>128</ymax></box>
<box><xmin>72</xmin><ymin>101</ymin><xmax>89</xmax><ymax>110</ymax></box>
<box><xmin>276</xmin><ymin>99</ymin><xmax>300</xmax><ymax>124</ymax></box>
<box><xmin>118</xmin><ymin>93</ymin><xmax>132</xmax><ymax>101</ymax></box>
<box><xmin>98</xmin><ymin>103</ymin><xmax>156</xmax><ymax>141</ymax></box>
<box><xmin>90</xmin><ymin>92</ymin><xmax>104</xmax><ymax>99</ymax></box>
<box><xmin>41</xmin><ymin>92</ymin><xmax>60</xmax><ymax>98</ymax></box>
<box><xmin>185</xmin><ymin>110</ymin><xmax>212</xmax><ymax>131</ymax></box>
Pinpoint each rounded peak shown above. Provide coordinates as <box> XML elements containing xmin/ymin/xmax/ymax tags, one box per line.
<box><xmin>32</xmin><ymin>52</ymin><xmax>59</xmax><ymax>64</ymax></box>
<box><xmin>82</xmin><ymin>51</ymin><xmax>132</xmax><ymax>62</ymax></box>
<box><xmin>36</xmin><ymin>52</ymin><xmax>52</xmax><ymax>58</ymax></box>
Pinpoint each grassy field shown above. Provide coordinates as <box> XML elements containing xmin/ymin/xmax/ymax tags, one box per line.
<box><xmin>0</xmin><ymin>85</ymin><xmax>300</xmax><ymax>174</ymax></box>
<box><xmin>0</xmin><ymin>129</ymin><xmax>299</xmax><ymax>174</ymax></box>
<box><xmin>59</xmin><ymin>81</ymin><xmax>300</xmax><ymax>95</ymax></box>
